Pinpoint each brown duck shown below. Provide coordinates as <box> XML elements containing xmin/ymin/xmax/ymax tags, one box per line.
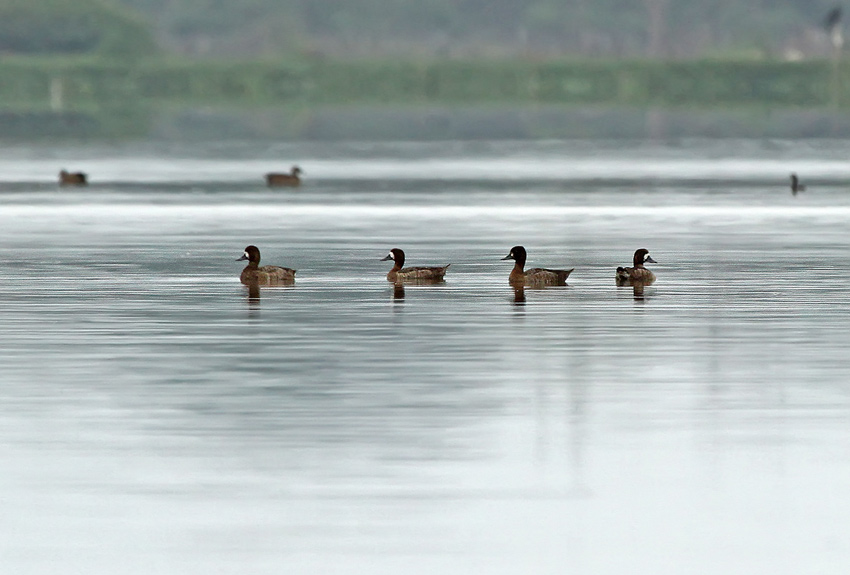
<box><xmin>59</xmin><ymin>169</ymin><xmax>87</xmax><ymax>186</ymax></box>
<box><xmin>616</xmin><ymin>248</ymin><xmax>656</xmax><ymax>286</ymax></box>
<box><xmin>501</xmin><ymin>246</ymin><xmax>573</xmax><ymax>286</ymax></box>
<box><xmin>237</xmin><ymin>245</ymin><xmax>296</xmax><ymax>285</ymax></box>
<box><xmin>265</xmin><ymin>166</ymin><xmax>302</xmax><ymax>187</ymax></box>
<box><xmin>381</xmin><ymin>248</ymin><xmax>450</xmax><ymax>283</ymax></box>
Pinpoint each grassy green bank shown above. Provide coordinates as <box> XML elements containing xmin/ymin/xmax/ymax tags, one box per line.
<box><xmin>0</xmin><ymin>57</ymin><xmax>846</xmax><ymax>109</ymax></box>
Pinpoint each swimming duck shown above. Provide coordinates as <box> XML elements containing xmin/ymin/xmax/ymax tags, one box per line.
<box><xmin>236</xmin><ymin>245</ymin><xmax>296</xmax><ymax>285</ymax></box>
<box><xmin>381</xmin><ymin>248</ymin><xmax>450</xmax><ymax>283</ymax></box>
<box><xmin>790</xmin><ymin>173</ymin><xmax>806</xmax><ymax>195</ymax></box>
<box><xmin>501</xmin><ymin>246</ymin><xmax>574</xmax><ymax>286</ymax></box>
<box><xmin>59</xmin><ymin>169</ymin><xmax>87</xmax><ymax>186</ymax></box>
<box><xmin>265</xmin><ymin>166</ymin><xmax>302</xmax><ymax>187</ymax></box>
<box><xmin>616</xmin><ymin>248</ymin><xmax>656</xmax><ymax>285</ymax></box>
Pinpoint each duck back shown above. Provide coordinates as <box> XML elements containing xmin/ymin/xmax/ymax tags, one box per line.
<box><xmin>389</xmin><ymin>264</ymin><xmax>450</xmax><ymax>283</ymax></box>
<box><xmin>242</xmin><ymin>265</ymin><xmax>296</xmax><ymax>285</ymax></box>
<box><xmin>616</xmin><ymin>266</ymin><xmax>655</xmax><ymax>285</ymax></box>
<box><xmin>59</xmin><ymin>170</ymin><xmax>87</xmax><ymax>186</ymax></box>
<box><xmin>522</xmin><ymin>267</ymin><xmax>574</xmax><ymax>286</ymax></box>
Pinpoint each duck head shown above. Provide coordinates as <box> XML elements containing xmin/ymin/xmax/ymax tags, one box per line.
<box><xmin>381</xmin><ymin>248</ymin><xmax>405</xmax><ymax>267</ymax></box>
<box><xmin>633</xmin><ymin>248</ymin><xmax>656</xmax><ymax>267</ymax></box>
<box><xmin>237</xmin><ymin>245</ymin><xmax>261</xmax><ymax>264</ymax></box>
<box><xmin>501</xmin><ymin>246</ymin><xmax>527</xmax><ymax>266</ymax></box>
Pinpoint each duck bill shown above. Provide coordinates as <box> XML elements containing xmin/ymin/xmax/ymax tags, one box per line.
<box><xmin>501</xmin><ymin>254</ymin><xmax>514</xmax><ymax>260</ymax></box>
<box><xmin>380</xmin><ymin>255</ymin><xmax>393</xmax><ymax>261</ymax></box>
<box><xmin>645</xmin><ymin>256</ymin><xmax>657</xmax><ymax>264</ymax></box>
<box><xmin>236</xmin><ymin>254</ymin><xmax>248</xmax><ymax>261</ymax></box>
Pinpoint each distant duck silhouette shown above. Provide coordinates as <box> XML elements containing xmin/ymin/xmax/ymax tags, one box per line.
<box><xmin>616</xmin><ymin>248</ymin><xmax>657</xmax><ymax>286</ymax></box>
<box><xmin>501</xmin><ymin>246</ymin><xmax>573</xmax><ymax>287</ymax></box>
<box><xmin>236</xmin><ymin>245</ymin><xmax>296</xmax><ymax>285</ymax></box>
<box><xmin>265</xmin><ymin>166</ymin><xmax>302</xmax><ymax>187</ymax></box>
<box><xmin>381</xmin><ymin>248</ymin><xmax>450</xmax><ymax>283</ymax></box>
<box><xmin>59</xmin><ymin>169</ymin><xmax>87</xmax><ymax>186</ymax></box>
<box><xmin>790</xmin><ymin>173</ymin><xmax>806</xmax><ymax>195</ymax></box>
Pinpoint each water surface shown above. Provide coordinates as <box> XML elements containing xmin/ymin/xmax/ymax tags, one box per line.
<box><xmin>1</xmin><ymin>139</ymin><xmax>850</xmax><ymax>574</ymax></box>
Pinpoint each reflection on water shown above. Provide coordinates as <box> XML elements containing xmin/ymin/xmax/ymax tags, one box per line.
<box><xmin>392</xmin><ymin>283</ymin><xmax>405</xmax><ymax>301</ymax></box>
<box><xmin>512</xmin><ymin>286</ymin><xmax>526</xmax><ymax>305</ymax></box>
<box><xmin>245</xmin><ymin>280</ymin><xmax>261</xmax><ymax>309</ymax></box>
<box><xmin>2</xmin><ymin>140</ymin><xmax>850</xmax><ymax>574</ymax></box>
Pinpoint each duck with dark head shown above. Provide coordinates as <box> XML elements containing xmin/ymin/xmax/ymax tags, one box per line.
<box><xmin>616</xmin><ymin>248</ymin><xmax>657</xmax><ymax>286</ymax></box>
<box><xmin>790</xmin><ymin>173</ymin><xmax>806</xmax><ymax>195</ymax></box>
<box><xmin>381</xmin><ymin>248</ymin><xmax>450</xmax><ymax>283</ymax></box>
<box><xmin>265</xmin><ymin>166</ymin><xmax>302</xmax><ymax>187</ymax></box>
<box><xmin>501</xmin><ymin>246</ymin><xmax>573</xmax><ymax>287</ymax></box>
<box><xmin>236</xmin><ymin>245</ymin><xmax>296</xmax><ymax>285</ymax></box>
<box><xmin>59</xmin><ymin>169</ymin><xmax>87</xmax><ymax>186</ymax></box>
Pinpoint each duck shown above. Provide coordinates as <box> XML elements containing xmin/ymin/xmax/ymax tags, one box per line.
<box><xmin>236</xmin><ymin>245</ymin><xmax>296</xmax><ymax>285</ymax></box>
<box><xmin>59</xmin><ymin>169</ymin><xmax>87</xmax><ymax>186</ymax></box>
<box><xmin>616</xmin><ymin>248</ymin><xmax>656</xmax><ymax>285</ymax></box>
<box><xmin>790</xmin><ymin>173</ymin><xmax>806</xmax><ymax>195</ymax></box>
<box><xmin>381</xmin><ymin>248</ymin><xmax>450</xmax><ymax>283</ymax></box>
<box><xmin>265</xmin><ymin>166</ymin><xmax>302</xmax><ymax>187</ymax></box>
<box><xmin>501</xmin><ymin>246</ymin><xmax>573</xmax><ymax>286</ymax></box>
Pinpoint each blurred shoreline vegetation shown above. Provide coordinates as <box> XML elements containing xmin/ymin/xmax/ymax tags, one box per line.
<box><xmin>0</xmin><ymin>0</ymin><xmax>157</xmax><ymax>58</ymax></box>
<box><xmin>0</xmin><ymin>0</ymin><xmax>846</xmax><ymax>109</ymax></box>
<box><xmin>116</xmin><ymin>0</ymin><xmax>844</xmax><ymax>61</ymax></box>
<box><xmin>1</xmin><ymin>0</ymin><xmax>850</xmax><ymax>139</ymax></box>
<box><xmin>0</xmin><ymin>57</ymin><xmax>845</xmax><ymax>108</ymax></box>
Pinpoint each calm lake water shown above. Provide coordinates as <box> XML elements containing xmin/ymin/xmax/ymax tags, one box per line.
<box><xmin>2</xmin><ymin>139</ymin><xmax>850</xmax><ymax>574</ymax></box>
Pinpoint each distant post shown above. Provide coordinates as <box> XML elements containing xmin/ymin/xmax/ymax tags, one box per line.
<box><xmin>644</xmin><ymin>0</ymin><xmax>669</xmax><ymax>58</ymax></box>
<box><xmin>825</xmin><ymin>7</ymin><xmax>843</xmax><ymax>107</ymax></box>
<box><xmin>49</xmin><ymin>77</ymin><xmax>64</xmax><ymax>112</ymax></box>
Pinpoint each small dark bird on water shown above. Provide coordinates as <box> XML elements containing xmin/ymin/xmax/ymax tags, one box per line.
<box><xmin>265</xmin><ymin>166</ymin><xmax>302</xmax><ymax>187</ymax></box>
<box><xmin>59</xmin><ymin>169</ymin><xmax>87</xmax><ymax>186</ymax></box>
<box><xmin>790</xmin><ymin>173</ymin><xmax>806</xmax><ymax>195</ymax></box>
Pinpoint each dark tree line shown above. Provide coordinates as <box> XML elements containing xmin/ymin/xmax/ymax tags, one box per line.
<box><xmin>0</xmin><ymin>0</ymin><xmax>843</xmax><ymax>59</ymax></box>
<box><xmin>0</xmin><ymin>0</ymin><xmax>157</xmax><ymax>56</ymax></box>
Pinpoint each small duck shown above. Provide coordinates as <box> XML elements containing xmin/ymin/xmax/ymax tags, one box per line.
<box><xmin>265</xmin><ymin>166</ymin><xmax>302</xmax><ymax>187</ymax></box>
<box><xmin>501</xmin><ymin>246</ymin><xmax>574</xmax><ymax>286</ymax></box>
<box><xmin>790</xmin><ymin>173</ymin><xmax>806</xmax><ymax>195</ymax></box>
<box><xmin>59</xmin><ymin>169</ymin><xmax>87</xmax><ymax>186</ymax></box>
<box><xmin>236</xmin><ymin>245</ymin><xmax>296</xmax><ymax>285</ymax></box>
<box><xmin>616</xmin><ymin>248</ymin><xmax>657</xmax><ymax>285</ymax></box>
<box><xmin>381</xmin><ymin>248</ymin><xmax>450</xmax><ymax>283</ymax></box>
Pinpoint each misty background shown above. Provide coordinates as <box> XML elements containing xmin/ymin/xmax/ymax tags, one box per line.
<box><xmin>0</xmin><ymin>0</ymin><xmax>849</xmax><ymax>140</ymax></box>
<box><xmin>0</xmin><ymin>0</ymin><xmax>844</xmax><ymax>60</ymax></box>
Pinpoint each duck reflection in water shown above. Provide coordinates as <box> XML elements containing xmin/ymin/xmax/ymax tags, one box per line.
<box><xmin>630</xmin><ymin>283</ymin><xmax>648</xmax><ymax>301</ymax></box>
<box><xmin>512</xmin><ymin>285</ymin><xmax>526</xmax><ymax>305</ymax></box>
<box><xmin>392</xmin><ymin>283</ymin><xmax>405</xmax><ymax>301</ymax></box>
<box><xmin>245</xmin><ymin>280</ymin><xmax>261</xmax><ymax>310</ymax></box>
